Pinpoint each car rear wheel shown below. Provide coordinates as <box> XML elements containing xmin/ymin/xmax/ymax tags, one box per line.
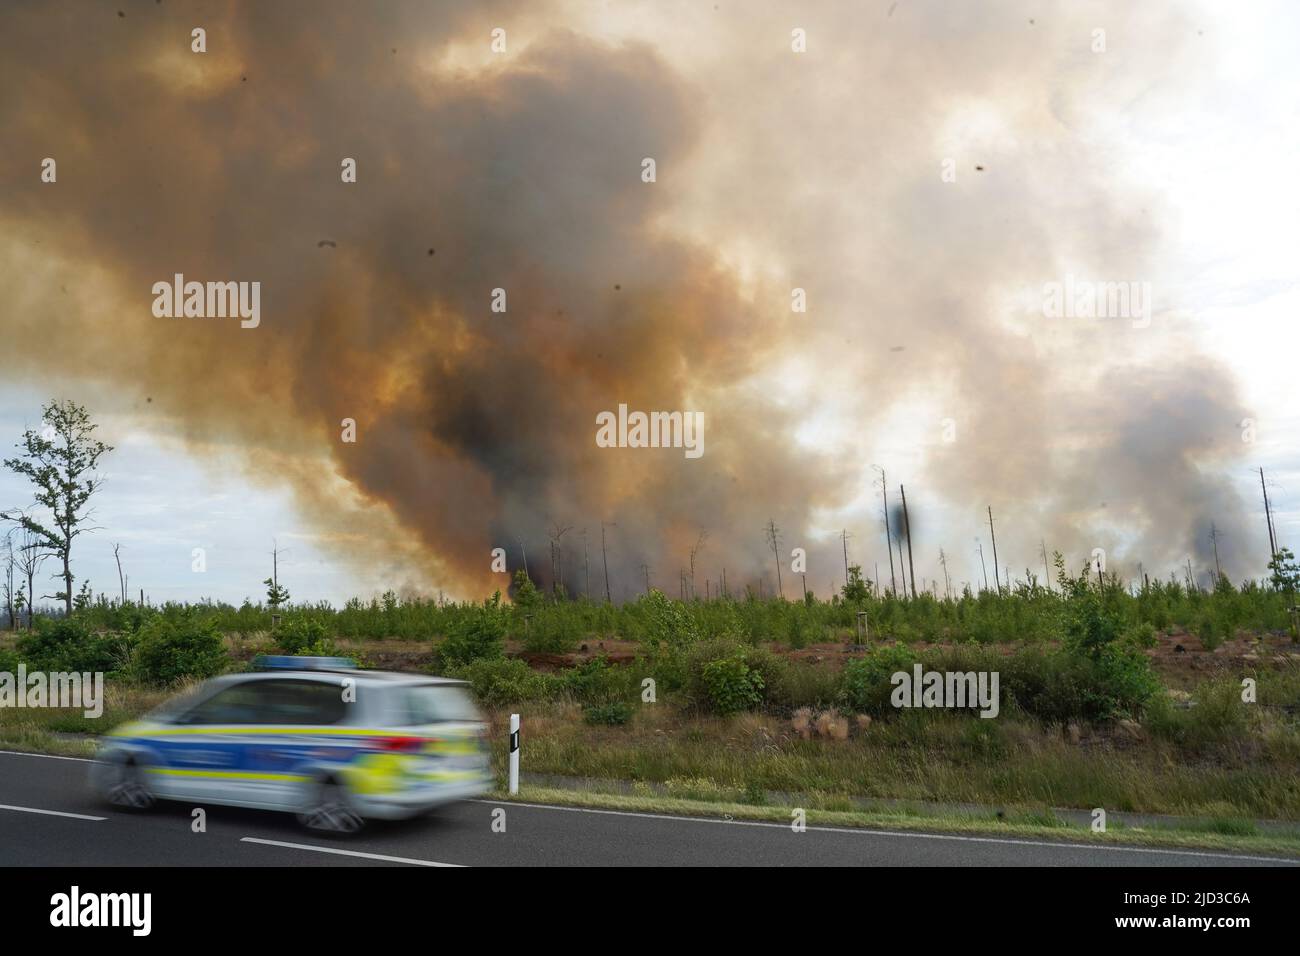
<box><xmin>106</xmin><ymin>759</ymin><xmax>156</xmax><ymax>811</ymax></box>
<box><xmin>297</xmin><ymin>778</ymin><xmax>364</xmax><ymax>835</ymax></box>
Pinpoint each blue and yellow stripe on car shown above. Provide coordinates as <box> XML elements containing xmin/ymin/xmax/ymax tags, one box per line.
<box><xmin>145</xmin><ymin>768</ymin><xmax>310</xmax><ymax>783</ymax></box>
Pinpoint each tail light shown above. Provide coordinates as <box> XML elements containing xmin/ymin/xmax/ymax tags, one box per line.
<box><xmin>376</xmin><ymin>736</ymin><xmax>424</xmax><ymax>753</ymax></box>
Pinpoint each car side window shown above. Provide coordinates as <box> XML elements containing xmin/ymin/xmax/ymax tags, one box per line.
<box><xmin>182</xmin><ymin>682</ymin><xmax>266</xmax><ymax>724</ymax></box>
<box><xmin>180</xmin><ymin>679</ymin><xmax>348</xmax><ymax>726</ymax></box>
<box><xmin>258</xmin><ymin>680</ymin><xmax>348</xmax><ymax>725</ymax></box>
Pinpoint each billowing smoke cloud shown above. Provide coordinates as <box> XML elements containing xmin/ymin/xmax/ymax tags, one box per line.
<box><xmin>0</xmin><ymin>1</ymin><xmax>1255</xmax><ymax>599</ymax></box>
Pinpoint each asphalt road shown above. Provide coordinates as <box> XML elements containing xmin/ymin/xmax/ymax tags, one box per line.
<box><xmin>1</xmin><ymin>750</ymin><xmax>1296</xmax><ymax>867</ymax></box>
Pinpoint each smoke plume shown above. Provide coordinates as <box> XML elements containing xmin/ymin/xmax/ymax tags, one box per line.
<box><xmin>0</xmin><ymin>1</ymin><xmax>1254</xmax><ymax>598</ymax></box>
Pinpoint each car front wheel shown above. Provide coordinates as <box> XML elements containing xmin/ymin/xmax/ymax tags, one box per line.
<box><xmin>105</xmin><ymin>759</ymin><xmax>156</xmax><ymax>811</ymax></box>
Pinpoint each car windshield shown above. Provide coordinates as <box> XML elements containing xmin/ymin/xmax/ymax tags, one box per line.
<box><xmin>145</xmin><ymin>683</ymin><xmax>210</xmax><ymax>723</ymax></box>
<box><xmin>395</xmin><ymin>684</ymin><xmax>480</xmax><ymax>725</ymax></box>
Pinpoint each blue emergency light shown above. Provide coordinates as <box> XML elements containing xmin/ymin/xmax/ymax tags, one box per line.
<box><xmin>252</xmin><ymin>655</ymin><xmax>357</xmax><ymax>672</ymax></box>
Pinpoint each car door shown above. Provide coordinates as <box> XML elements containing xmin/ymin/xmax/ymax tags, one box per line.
<box><xmin>151</xmin><ymin>679</ymin><xmax>266</xmax><ymax>804</ymax></box>
<box><xmin>239</xmin><ymin>678</ymin><xmax>353</xmax><ymax>809</ymax></box>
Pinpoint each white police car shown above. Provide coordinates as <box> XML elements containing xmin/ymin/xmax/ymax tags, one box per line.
<box><xmin>90</xmin><ymin>657</ymin><xmax>492</xmax><ymax>833</ymax></box>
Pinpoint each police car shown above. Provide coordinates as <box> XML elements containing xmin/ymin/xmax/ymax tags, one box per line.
<box><xmin>90</xmin><ymin>657</ymin><xmax>492</xmax><ymax>833</ymax></box>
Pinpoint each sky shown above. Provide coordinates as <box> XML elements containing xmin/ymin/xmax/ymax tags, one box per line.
<box><xmin>0</xmin><ymin>0</ymin><xmax>1297</xmax><ymax>607</ymax></box>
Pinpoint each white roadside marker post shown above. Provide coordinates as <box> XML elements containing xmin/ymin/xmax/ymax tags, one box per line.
<box><xmin>508</xmin><ymin>713</ymin><xmax>520</xmax><ymax>795</ymax></box>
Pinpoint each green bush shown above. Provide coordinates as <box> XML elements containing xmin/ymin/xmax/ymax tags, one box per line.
<box><xmin>583</xmin><ymin>700</ymin><xmax>633</xmax><ymax>725</ymax></box>
<box><xmin>1122</xmin><ymin>621</ymin><xmax>1159</xmax><ymax>650</ymax></box>
<box><xmin>439</xmin><ymin>592</ymin><xmax>508</xmax><ymax>667</ymax></box>
<box><xmin>522</xmin><ymin>608</ymin><xmax>582</xmax><ymax>654</ymax></box>
<box><xmin>841</xmin><ymin>644</ymin><xmax>919</xmax><ymax>715</ymax></box>
<box><xmin>1196</xmin><ymin>613</ymin><xmax>1224</xmax><ymax>651</ymax></box>
<box><xmin>1001</xmin><ymin>645</ymin><xmax>1158</xmax><ymax>723</ymax></box>
<box><xmin>560</xmin><ymin>657</ymin><xmax>640</xmax><ymax>705</ymax></box>
<box><xmin>132</xmin><ymin>615</ymin><xmax>229</xmax><ymax>685</ymax></box>
<box><xmin>699</xmin><ymin>654</ymin><xmax>765</xmax><ymax>715</ymax></box>
<box><xmin>17</xmin><ymin>616</ymin><xmax>128</xmax><ymax>673</ymax></box>
<box><xmin>274</xmin><ymin>617</ymin><xmax>331</xmax><ymax>655</ymax></box>
<box><xmin>640</xmin><ymin>589</ymin><xmax>700</xmax><ymax>649</ymax></box>
<box><xmin>1061</xmin><ymin>590</ymin><xmax>1125</xmax><ymax>659</ymax></box>
<box><xmin>447</xmin><ymin>657</ymin><xmax>558</xmax><ymax>708</ymax></box>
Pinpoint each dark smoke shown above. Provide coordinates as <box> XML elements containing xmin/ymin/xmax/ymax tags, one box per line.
<box><xmin>0</xmin><ymin>1</ymin><xmax>1258</xmax><ymax>598</ymax></box>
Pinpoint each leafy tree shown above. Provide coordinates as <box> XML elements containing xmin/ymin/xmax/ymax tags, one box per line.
<box><xmin>73</xmin><ymin>579</ymin><xmax>93</xmax><ymax>612</ymax></box>
<box><xmin>439</xmin><ymin>592</ymin><xmax>508</xmax><ymax>667</ymax></box>
<box><xmin>1269</xmin><ymin>547</ymin><xmax>1300</xmax><ymax>640</ymax></box>
<box><xmin>2</xmin><ymin>400</ymin><xmax>113</xmax><ymax>616</ymax></box>
<box><xmin>841</xmin><ymin>564</ymin><xmax>869</xmax><ymax>603</ymax></box>
<box><xmin>264</xmin><ymin>576</ymin><xmax>291</xmax><ymax>609</ymax></box>
<box><xmin>1268</xmin><ymin>547</ymin><xmax>1300</xmax><ymax>592</ymax></box>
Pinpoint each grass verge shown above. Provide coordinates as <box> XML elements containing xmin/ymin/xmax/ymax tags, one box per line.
<box><xmin>490</xmin><ymin>785</ymin><xmax>1300</xmax><ymax>859</ymax></box>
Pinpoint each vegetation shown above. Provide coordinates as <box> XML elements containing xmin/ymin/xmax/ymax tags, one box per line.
<box><xmin>2</xmin><ymin>559</ymin><xmax>1297</xmax><ymax>827</ymax></box>
<box><xmin>33</xmin><ymin>555</ymin><xmax>1298</xmax><ymax>650</ymax></box>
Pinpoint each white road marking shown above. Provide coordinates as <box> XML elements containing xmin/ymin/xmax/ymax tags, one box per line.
<box><xmin>240</xmin><ymin>837</ymin><xmax>464</xmax><ymax>867</ymax></box>
<box><xmin>0</xmin><ymin>803</ymin><xmax>106</xmax><ymax>821</ymax></box>
<box><xmin>0</xmin><ymin>749</ymin><xmax>93</xmax><ymax>762</ymax></box>
<box><xmin>474</xmin><ymin>800</ymin><xmax>1300</xmax><ymax>865</ymax></box>
<box><xmin>2</xmin><ymin>750</ymin><xmax>1295</xmax><ymax>865</ymax></box>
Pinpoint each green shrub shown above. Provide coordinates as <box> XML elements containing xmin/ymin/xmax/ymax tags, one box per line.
<box><xmin>274</xmin><ymin>617</ymin><xmax>331</xmax><ymax>655</ymax></box>
<box><xmin>1061</xmin><ymin>591</ymin><xmax>1124</xmax><ymax>659</ymax></box>
<box><xmin>132</xmin><ymin>615</ymin><xmax>229</xmax><ymax>685</ymax></box>
<box><xmin>1001</xmin><ymin>645</ymin><xmax>1158</xmax><ymax>723</ymax></box>
<box><xmin>439</xmin><ymin>592</ymin><xmax>508</xmax><ymax>667</ymax></box>
<box><xmin>1122</xmin><ymin>621</ymin><xmax>1159</xmax><ymax>650</ymax></box>
<box><xmin>522</xmin><ymin>608</ymin><xmax>582</xmax><ymax>654</ymax></box>
<box><xmin>447</xmin><ymin>656</ymin><xmax>558</xmax><ymax>708</ymax></box>
<box><xmin>561</xmin><ymin>657</ymin><xmax>640</xmax><ymax>705</ymax></box>
<box><xmin>17</xmin><ymin>616</ymin><xmax>128</xmax><ymax>673</ymax></box>
<box><xmin>1196</xmin><ymin>613</ymin><xmax>1224</xmax><ymax>651</ymax></box>
<box><xmin>583</xmin><ymin>700</ymin><xmax>633</xmax><ymax>725</ymax></box>
<box><xmin>699</xmin><ymin>654</ymin><xmax>765</xmax><ymax>715</ymax></box>
<box><xmin>841</xmin><ymin>644</ymin><xmax>919</xmax><ymax>715</ymax></box>
<box><xmin>641</xmin><ymin>589</ymin><xmax>700</xmax><ymax>649</ymax></box>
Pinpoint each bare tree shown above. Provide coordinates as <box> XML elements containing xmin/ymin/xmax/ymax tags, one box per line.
<box><xmin>548</xmin><ymin>522</ymin><xmax>572</xmax><ymax>597</ymax></box>
<box><xmin>987</xmin><ymin>506</ymin><xmax>1001</xmax><ymax>595</ymax></box>
<box><xmin>873</xmin><ymin>466</ymin><xmax>896</xmax><ymax>595</ymax></box>
<box><xmin>10</xmin><ymin>520</ymin><xmax>51</xmax><ymax>629</ymax></box>
<box><xmin>265</xmin><ymin>540</ymin><xmax>290</xmax><ymax>609</ymax></box>
<box><xmin>580</xmin><ymin>528</ymin><xmax>591</xmax><ymax>598</ymax></box>
<box><xmin>600</xmin><ymin>521</ymin><xmax>615</xmax><ymax>604</ymax></box>
<box><xmin>1209</xmin><ymin>523</ymin><xmax>1223</xmax><ymax>585</ymax></box>
<box><xmin>1</xmin><ymin>532</ymin><xmax>15</xmax><ymax>630</ymax></box>
<box><xmin>113</xmin><ymin>542</ymin><xmax>127</xmax><ymax>605</ymax></box>
<box><xmin>764</xmin><ymin>518</ymin><xmax>784</xmax><ymax>599</ymax></box>
<box><xmin>691</xmin><ymin>530</ymin><xmax>712</xmax><ymax>598</ymax></box>
<box><xmin>900</xmin><ymin>484</ymin><xmax>917</xmax><ymax>599</ymax></box>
